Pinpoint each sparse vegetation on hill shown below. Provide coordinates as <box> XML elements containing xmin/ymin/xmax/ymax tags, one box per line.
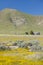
<box><xmin>0</xmin><ymin>8</ymin><xmax>43</xmax><ymax>34</ymax></box>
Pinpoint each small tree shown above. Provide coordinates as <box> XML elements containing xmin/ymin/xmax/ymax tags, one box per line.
<box><xmin>30</xmin><ymin>30</ymin><xmax>34</xmax><ymax>35</ymax></box>
<box><xmin>25</xmin><ymin>32</ymin><xmax>28</xmax><ymax>35</ymax></box>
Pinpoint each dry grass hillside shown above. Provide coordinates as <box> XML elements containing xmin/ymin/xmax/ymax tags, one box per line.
<box><xmin>0</xmin><ymin>8</ymin><xmax>43</xmax><ymax>34</ymax></box>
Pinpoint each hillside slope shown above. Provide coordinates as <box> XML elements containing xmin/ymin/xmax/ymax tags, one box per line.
<box><xmin>0</xmin><ymin>8</ymin><xmax>43</xmax><ymax>35</ymax></box>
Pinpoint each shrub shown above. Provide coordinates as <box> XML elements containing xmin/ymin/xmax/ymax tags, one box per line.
<box><xmin>0</xmin><ymin>46</ymin><xmax>11</xmax><ymax>51</ymax></box>
<box><xmin>30</xmin><ymin>30</ymin><xmax>34</xmax><ymax>35</ymax></box>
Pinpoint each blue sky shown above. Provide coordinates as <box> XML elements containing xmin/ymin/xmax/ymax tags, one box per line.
<box><xmin>0</xmin><ymin>0</ymin><xmax>43</xmax><ymax>15</ymax></box>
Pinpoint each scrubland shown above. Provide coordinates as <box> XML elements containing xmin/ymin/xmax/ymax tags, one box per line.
<box><xmin>0</xmin><ymin>35</ymin><xmax>43</xmax><ymax>65</ymax></box>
